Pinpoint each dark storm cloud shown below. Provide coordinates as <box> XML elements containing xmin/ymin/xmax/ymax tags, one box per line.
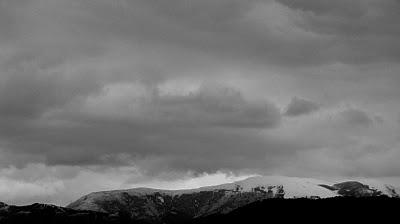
<box><xmin>276</xmin><ymin>0</ymin><xmax>367</xmax><ymax>18</ymax></box>
<box><xmin>0</xmin><ymin>78</ymin><xmax>282</xmax><ymax>170</ymax></box>
<box><xmin>3</xmin><ymin>0</ymin><xmax>400</xmax><ymax>68</ymax></box>
<box><xmin>0</xmin><ymin>59</ymin><xmax>102</xmax><ymax>118</ymax></box>
<box><xmin>276</xmin><ymin>0</ymin><xmax>400</xmax><ymax>64</ymax></box>
<box><xmin>0</xmin><ymin>0</ymin><xmax>397</xmax><ymax>168</ymax></box>
<box><xmin>398</xmin><ymin>113</ymin><xmax>400</xmax><ymax>124</ymax></box>
<box><xmin>13</xmin><ymin>0</ymin><xmax>379</xmax><ymax>67</ymax></box>
<box><xmin>338</xmin><ymin>108</ymin><xmax>375</xmax><ymax>128</ymax></box>
<box><xmin>276</xmin><ymin>0</ymin><xmax>400</xmax><ymax>37</ymax></box>
<box><xmin>144</xmin><ymin>84</ymin><xmax>281</xmax><ymax>128</ymax></box>
<box><xmin>125</xmin><ymin>0</ymin><xmax>400</xmax><ymax>65</ymax></box>
<box><xmin>284</xmin><ymin>97</ymin><xmax>320</xmax><ymax>117</ymax></box>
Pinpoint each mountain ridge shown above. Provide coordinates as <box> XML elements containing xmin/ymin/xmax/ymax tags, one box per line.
<box><xmin>1</xmin><ymin>176</ymin><xmax>399</xmax><ymax>224</ymax></box>
<box><xmin>66</xmin><ymin>176</ymin><xmax>399</xmax><ymax>223</ymax></box>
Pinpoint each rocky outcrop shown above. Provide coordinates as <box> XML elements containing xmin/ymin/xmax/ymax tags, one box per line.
<box><xmin>320</xmin><ymin>181</ymin><xmax>399</xmax><ymax>198</ymax></box>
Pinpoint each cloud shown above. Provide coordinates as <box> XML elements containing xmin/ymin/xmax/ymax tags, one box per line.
<box><xmin>394</xmin><ymin>112</ymin><xmax>400</xmax><ymax>124</ymax></box>
<box><xmin>284</xmin><ymin>97</ymin><xmax>320</xmax><ymax>117</ymax></box>
<box><xmin>75</xmin><ymin>82</ymin><xmax>282</xmax><ymax>128</ymax></box>
<box><xmin>337</xmin><ymin>108</ymin><xmax>375</xmax><ymax>128</ymax></box>
<box><xmin>3</xmin><ymin>0</ymin><xmax>400</xmax><ymax>71</ymax></box>
<box><xmin>276</xmin><ymin>0</ymin><xmax>366</xmax><ymax>18</ymax></box>
<box><xmin>0</xmin><ymin>0</ymin><xmax>397</xmax><ymax>174</ymax></box>
<box><xmin>0</xmin><ymin>59</ymin><xmax>102</xmax><ymax>119</ymax></box>
<box><xmin>275</xmin><ymin>0</ymin><xmax>400</xmax><ymax>64</ymax></box>
<box><xmin>0</xmin><ymin>77</ymin><xmax>282</xmax><ymax>170</ymax></box>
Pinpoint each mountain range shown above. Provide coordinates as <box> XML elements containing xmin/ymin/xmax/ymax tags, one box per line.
<box><xmin>1</xmin><ymin>176</ymin><xmax>399</xmax><ymax>223</ymax></box>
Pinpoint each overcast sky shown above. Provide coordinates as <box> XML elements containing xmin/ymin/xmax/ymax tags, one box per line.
<box><xmin>1</xmin><ymin>0</ymin><xmax>400</xmax><ymax>206</ymax></box>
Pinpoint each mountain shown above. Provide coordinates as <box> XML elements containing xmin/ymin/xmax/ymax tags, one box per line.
<box><xmin>0</xmin><ymin>176</ymin><xmax>398</xmax><ymax>224</ymax></box>
<box><xmin>0</xmin><ymin>202</ymin><xmax>128</xmax><ymax>224</ymax></box>
<box><xmin>67</xmin><ymin>176</ymin><xmax>400</xmax><ymax>223</ymax></box>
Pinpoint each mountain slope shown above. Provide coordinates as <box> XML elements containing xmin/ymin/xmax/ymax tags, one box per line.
<box><xmin>67</xmin><ymin>176</ymin><xmax>399</xmax><ymax>223</ymax></box>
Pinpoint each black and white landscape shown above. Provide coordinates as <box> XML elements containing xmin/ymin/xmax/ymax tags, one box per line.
<box><xmin>1</xmin><ymin>0</ymin><xmax>400</xmax><ymax>223</ymax></box>
<box><xmin>1</xmin><ymin>176</ymin><xmax>400</xmax><ymax>223</ymax></box>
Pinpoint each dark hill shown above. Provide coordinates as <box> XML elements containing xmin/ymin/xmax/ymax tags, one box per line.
<box><xmin>193</xmin><ymin>197</ymin><xmax>400</xmax><ymax>223</ymax></box>
<box><xmin>2</xmin><ymin>197</ymin><xmax>399</xmax><ymax>224</ymax></box>
<box><xmin>0</xmin><ymin>202</ymin><xmax>133</xmax><ymax>224</ymax></box>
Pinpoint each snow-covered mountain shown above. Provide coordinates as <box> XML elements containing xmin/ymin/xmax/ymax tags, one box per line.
<box><xmin>67</xmin><ymin>176</ymin><xmax>399</xmax><ymax>223</ymax></box>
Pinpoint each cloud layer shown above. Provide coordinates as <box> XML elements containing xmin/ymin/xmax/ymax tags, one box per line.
<box><xmin>285</xmin><ymin>97</ymin><xmax>320</xmax><ymax>116</ymax></box>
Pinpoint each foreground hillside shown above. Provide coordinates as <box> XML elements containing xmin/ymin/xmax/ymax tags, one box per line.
<box><xmin>1</xmin><ymin>197</ymin><xmax>400</xmax><ymax>224</ymax></box>
<box><xmin>192</xmin><ymin>196</ymin><xmax>400</xmax><ymax>223</ymax></box>
<box><xmin>0</xmin><ymin>202</ymin><xmax>128</xmax><ymax>224</ymax></box>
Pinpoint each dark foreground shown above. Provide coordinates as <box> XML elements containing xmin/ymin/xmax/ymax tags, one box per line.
<box><xmin>194</xmin><ymin>197</ymin><xmax>399</xmax><ymax>223</ymax></box>
<box><xmin>1</xmin><ymin>197</ymin><xmax>399</xmax><ymax>224</ymax></box>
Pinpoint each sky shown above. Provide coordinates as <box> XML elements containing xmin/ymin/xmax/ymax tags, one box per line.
<box><xmin>1</xmin><ymin>0</ymin><xmax>400</xmax><ymax>206</ymax></box>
